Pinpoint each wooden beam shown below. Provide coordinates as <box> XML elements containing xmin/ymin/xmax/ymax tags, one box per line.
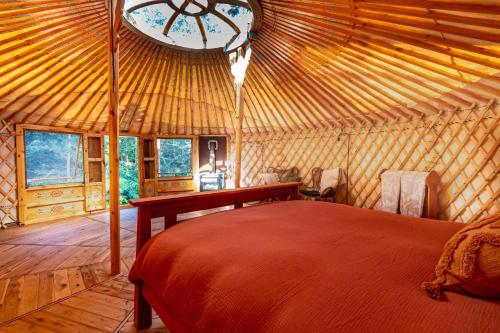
<box><xmin>195</xmin><ymin>16</ymin><xmax>207</xmax><ymax>44</ymax></box>
<box><xmin>15</xmin><ymin>125</ymin><xmax>27</xmax><ymax>224</ymax></box>
<box><xmin>1</xmin><ymin>0</ymin><xmax>500</xmax><ymax>133</ymax></box>
<box><xmin>163</xmin><ymin>1</ymin><xmax>190</xmax><ymax>36</ymax></box>
<box><xmin>234</xmin><ymin>85</ymin><xmax>245</xmax><ymax>188</ymax></box>
<box><xmin>107</xmin><ymin>0</ymin><xmax>124</xmax><ymax>276</ymax></box>
<box><xmin>126</xmin><ymin>0</ymin><xmax>166</xmax><ymax>13</ymax></box>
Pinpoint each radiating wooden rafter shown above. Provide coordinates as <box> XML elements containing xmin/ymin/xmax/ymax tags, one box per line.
<box><xmin>0</xmin><ymin>0</ymin><xmax>498</xmax><ymax>134</ymax></box>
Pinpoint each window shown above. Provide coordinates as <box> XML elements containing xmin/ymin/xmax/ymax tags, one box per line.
<box><xmin>157</xmin><ymin>138</ymin><xmax>192</xmax><ymax>178</ymax></box>
<box><xmin>123</xmin><ymin>0</ymin><xmax>258</xmax><ymax>50</ymax></box>
<box><xmin>25</xmin><ymin>130</ymin><xmax>83</xmax><ymax>187</ymax></box>
<box><xmin>104</xmin><ymin>136</ymin><xmax>139</xmax><ymax>204</ymax></box>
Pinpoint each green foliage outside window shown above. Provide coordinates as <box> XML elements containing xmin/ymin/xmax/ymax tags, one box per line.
<box><xmin>25</xmin><ymin>131</ymin><xmax>83</xmax><ymax>187</ymax></box>
<box><xmin>104</xmin><ymin>136</ymin><xmax>139</xmax><ymax>205</ymax></box>
<box><xmin>158</xmin><ymin>138</ymin><xmax>192</xmax><ymax>178</ymax></box>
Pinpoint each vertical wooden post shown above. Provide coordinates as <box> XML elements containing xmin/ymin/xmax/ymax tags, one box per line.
<box><xmin>135</xmin><ymin>206</ymin><xmax>152</xmax><ymax>329</ymax></box>
<box><xmin>192</xmin><ymin>136</ymin><xmax>200</xmax><ymax>191</ymax></box>
<box><xmin>82</xmin><ymin>134</ymin><xmax>89</xmax><ymax>212</ymax></box>
<box><xmin>15</xmin><ymin>125</ymin><xmax>26</xmax><ymax>225</ymax></box>
<box><xmin>290</xmin><ymin>185</ymin><xmax>300</xmax><ymax>200</ymax></box>
<box><xmin>164</xmin><ymin>211</ymin><xmax>177</xmax><ymax>230</ymax></box>
<box><xmin>138</xmin><ymin>136</ymin><xmax>145</xmax><ymax>197</ymax></box>
<box><xmin>234</xmin><ymin>85</ymin><xmax>244</xmax><ymax>188</ymax></box>
<box><xmin>107</xmin><ymin>0</ymin><xmax>123</xmax><ymax>276</ymax></box>
<box><xmin>426</xmin><ymin>171</ymin><xmax>440</xmax><ymax>220</ymax></box>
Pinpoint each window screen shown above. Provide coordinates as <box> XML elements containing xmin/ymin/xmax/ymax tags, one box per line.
<box><xmin>157</xmin><ymin>138</ymin><xmax>192</xmax><ymax>178</ymax></box>
<box><xmin>25</xmin><ymin>130</ymin><xmax>84</xmax><ymax>187</ymax></box>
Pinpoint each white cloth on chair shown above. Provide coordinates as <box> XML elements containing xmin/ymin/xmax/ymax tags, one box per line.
<box><xmin>400</xmin><ymin>171</ymin><xmax>428</xmax><ymax>217</ymax></box>
<box><xmin>320</xmin><ymin>168</ymin><xmax>341</xmax><ymax>193</ymax></box>
<box><xmin>261</xmin><ymin>173</ymin><xmax>279</xmax><ymax>185</ymax></box>
<box><xmin>378</xmin><ymin>170</ymin><xmax>402</xmax><ymax>214</ymax></box>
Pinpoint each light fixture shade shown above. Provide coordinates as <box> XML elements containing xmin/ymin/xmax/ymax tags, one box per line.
<box><xmin>229</xmin><ymin>45</ymin><xmax>252</xmax><ymax>87</ymax></box>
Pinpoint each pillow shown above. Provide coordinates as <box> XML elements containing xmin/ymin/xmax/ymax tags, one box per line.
<box><xmin>261</xmin><ymin>173</ymin><xmax>279</xmax><ymax>185</ymax></box>
<box><xmin>281</xmin><ymin>174</ymin><xmax>301</xmax><ymax>183</ymax></box>
<box><xmin>319</xmin><ymin>168</ymin><xmax>341</xmax><ymax>193</ymax></box>
<box><xmin>421</xmin><ymin>213</ymin><xmax>500</xmax><ymax>300</ymax></box>
<box><xmin>280</xmin><ymin>168</ymin><xmax>301</xmax><ymax>183</ymax></box>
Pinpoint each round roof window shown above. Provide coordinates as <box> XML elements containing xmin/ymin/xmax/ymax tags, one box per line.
<box><xmin>123</xmin><ymin>0</ymin><xmax>261</xmax><ymax>51</ymax></box>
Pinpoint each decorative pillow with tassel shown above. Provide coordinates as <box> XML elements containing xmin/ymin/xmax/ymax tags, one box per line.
<box><xmin>422</xmin><ymin>213</ymin><xmax>500</xmax><ymax>300</ymax></box>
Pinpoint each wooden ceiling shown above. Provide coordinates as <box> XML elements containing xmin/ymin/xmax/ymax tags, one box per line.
<box><xmin>0</xmin><ymin>0</ymin><xmax>499</xmax><ymax>134</ymax></box>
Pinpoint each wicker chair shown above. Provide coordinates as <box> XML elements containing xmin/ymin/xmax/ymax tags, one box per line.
<box><xmin>300</xmin><ymin>167</ymin><xmax>337</xmax><ymax>202</ymax></box>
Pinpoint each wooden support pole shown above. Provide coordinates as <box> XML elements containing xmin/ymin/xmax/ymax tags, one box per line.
<box><xmin>107</xmin><ymin>0</ymin><xmax>123</xmax><ymax>276</ymax></box>
<box><xmin>234</xmin><ymin>85</ymin><xmax>244</xmax><ymax>188</ymax></box>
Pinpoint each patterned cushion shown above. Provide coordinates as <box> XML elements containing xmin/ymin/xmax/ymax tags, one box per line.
<box><xmin>281</xmin><ymin>174</ymin><xmax>301</xmax><ymax>183</ymax></box>
<box><xmin>279</xmin><ymin>168</ymin><xmax>301</xmax><ymax>183</ymax></box>
<box><xmin>261</xmin><ymin>173</ymin><xmax>280</xmax><ymax>185</ymax></box>
<box><xmin>422</xmin><ymin>213</ymin><xmax>500</xmax><ymax>300</ymax></box>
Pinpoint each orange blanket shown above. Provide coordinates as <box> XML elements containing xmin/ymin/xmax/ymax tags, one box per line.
<box><xmin>129</xmin><ymin>201</ymin><xmax>500</xmax><ymax>332</ymax></box>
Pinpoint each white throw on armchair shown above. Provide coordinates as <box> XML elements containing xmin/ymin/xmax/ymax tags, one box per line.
<box><xmin>300</xmin><ymin>167</ymin><xmax>343</xmax><ymax>202</ymax></box>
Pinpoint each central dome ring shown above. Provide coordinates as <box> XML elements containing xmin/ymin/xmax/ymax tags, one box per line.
<box><xmin>165</xmin><ymin>0</ymin><xmax>214</xmax><ymax>17</ymax></box>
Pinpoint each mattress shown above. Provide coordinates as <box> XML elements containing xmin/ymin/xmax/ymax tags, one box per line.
<box><xmin>129</xmin><ymin>201</ymin><xmax>500</xmax><ymax>332</ymax></box>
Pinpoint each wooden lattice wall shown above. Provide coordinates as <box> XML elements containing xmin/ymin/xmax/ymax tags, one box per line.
<box><xmin>237</xmin><ymin>101</ymin><xmax>499</xmax><ymax>223</ymax></box>
<box><xmin>0</xmin><ymin>121</ymin><xmax>17</xmax><ymax>226</ymax></box>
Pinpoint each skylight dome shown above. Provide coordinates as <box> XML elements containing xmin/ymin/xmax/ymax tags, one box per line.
<box><xmin>123</xmin><ymin>0</ymin><xmax>261</xmax><ymax>51</ymax></box>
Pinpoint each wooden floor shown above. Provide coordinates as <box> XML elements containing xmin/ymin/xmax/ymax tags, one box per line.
<box><xmin>0</xmin><ymin>207</ymin><xmax>189</xmax><ymax>332</ymax></box>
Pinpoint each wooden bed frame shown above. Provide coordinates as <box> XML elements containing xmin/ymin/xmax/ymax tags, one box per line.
<box><xmin>129</xmin><ymin>182</ymin><xmax>301</xmax><ymax>329</ymax></box>
<box><xmin>378</xmin><ymin>170</ymin><xmax>440</xmax><ymax>219</ymax></box>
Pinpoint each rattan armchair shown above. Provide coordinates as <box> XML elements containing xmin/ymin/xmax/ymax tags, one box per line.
<box><xmin>300</xmin><ymin>167</ymin><xmax>337</xmax><ymax>202</ymax></box>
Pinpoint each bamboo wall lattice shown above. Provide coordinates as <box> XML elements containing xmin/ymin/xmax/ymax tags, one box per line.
<box><xmin>238</xmin><ymin>101</ymin><xmax>499</xmax><ymax>223</ymax></box>
<box><xmin>0</xmin><ymin>121</ymin><xmax>17</xmax><ymax>226</ymax></box>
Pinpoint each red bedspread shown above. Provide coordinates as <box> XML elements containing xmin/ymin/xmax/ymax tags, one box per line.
<box><xmin>129</xmin><ymin>201</ymin><xmax>500</xmax><ymax>332</ymax></box>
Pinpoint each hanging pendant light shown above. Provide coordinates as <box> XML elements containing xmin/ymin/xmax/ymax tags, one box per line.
<box><xmin>227</xmin><ymin>22</ymin><xmax>253</xmax><ymax>89</ymax></box>
<box><xmin>229</xmin><ymin>45</ymin><xmax>252</xmax><ymax>89</ymax></box>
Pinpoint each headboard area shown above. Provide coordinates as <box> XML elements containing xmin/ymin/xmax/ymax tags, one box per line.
<box><xmin>378</xmin><ymin>170</ymin><xmax>440</xmax><ymax>220</ymax></box>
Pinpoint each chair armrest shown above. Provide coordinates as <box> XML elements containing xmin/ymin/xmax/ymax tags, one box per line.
<box><xmin>320</xmin><ymin>187</ymin><xmax>336</xmax><ymax>197</ymax></box>
<box><xmin>300</xmin><ymin>186</ymin><xmax>316</xmax><ymax>191</ymax></box>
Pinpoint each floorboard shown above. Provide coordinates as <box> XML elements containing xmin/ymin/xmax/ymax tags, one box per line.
<box><xmin>0</xmin><ymin>208</ymin><xmax>176</xmax><ymax>332</ymax></box>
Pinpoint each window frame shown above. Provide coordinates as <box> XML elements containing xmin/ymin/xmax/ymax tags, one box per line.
<box><xmin>23</xmin><ymin>128</ymin><xmax>85</xmax><ymax>189</ymax></box>
<box><xmin>156</xmin><ymin>136</ymin><xmax>195</xmax><ymax>180</ymax></box>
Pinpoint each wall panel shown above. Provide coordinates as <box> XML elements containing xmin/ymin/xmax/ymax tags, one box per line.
<box><xmin>239</xmin><ymin>101</ymin><xmax>499</xmax><ymax>223</ymax></box>
<box><xmin>0</xmin><ymin>121</ymin><xmax>17</xmax><ymax>226</ymax></box>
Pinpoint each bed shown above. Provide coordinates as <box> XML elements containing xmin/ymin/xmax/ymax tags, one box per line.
<box><xmin>129</xmin><ymin>184</ymin><xmax>500</xmax><ymax>332</ymax></box>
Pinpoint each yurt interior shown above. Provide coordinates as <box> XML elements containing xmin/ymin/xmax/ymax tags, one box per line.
<box><xmin>0</xmin><ymin>0</ymin><xmax>499</xmax><ymax>332</ymax></box>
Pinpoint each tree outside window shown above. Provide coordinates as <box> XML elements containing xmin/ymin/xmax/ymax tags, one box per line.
<box><xmin>158</xmin><ymin>138</ymin><xmax>192</xmax><ymax>178</ymax></box>
<box><xmin>25</xmin><ymin>131</ymin><xmax>83</xmax><ymax>187</ymax></box>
